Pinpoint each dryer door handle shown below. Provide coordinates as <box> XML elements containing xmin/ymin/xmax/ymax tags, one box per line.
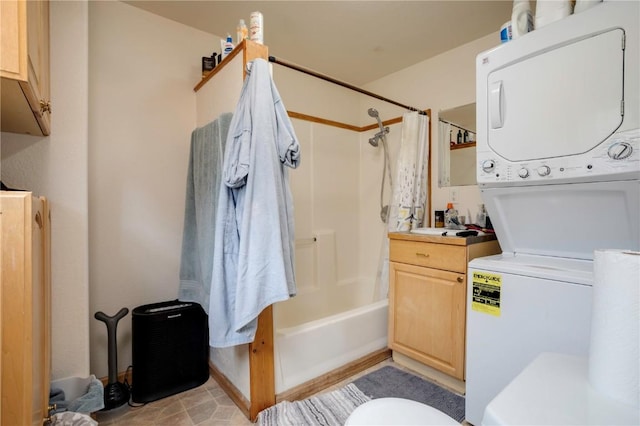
<box><xmin>490</xmin><ymin>80</ymin><xmax>504</xmax><ymax>129</ymax></box>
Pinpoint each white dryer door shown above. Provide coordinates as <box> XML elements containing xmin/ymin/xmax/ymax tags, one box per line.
<box><xmin>487</xmin><ymin>28</ymin><xmax>624</xmax><ymax>162</ymax></box>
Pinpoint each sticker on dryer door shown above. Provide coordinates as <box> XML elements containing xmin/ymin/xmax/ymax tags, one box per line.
<box><xmin>471</xmin><ymin>271</ymin><xmax>501</xmax><ymax>316</ymax></box>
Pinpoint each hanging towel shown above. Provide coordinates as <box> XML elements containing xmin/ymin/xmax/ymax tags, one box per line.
<box><xmin>178</xmin><ymin>113</ymin><xmax>233</xmax><ymax>313</ymax></box>
<box><xmin>209</xmin><ymin>58</ymin><xmax>300</xmax><ymax>347</ymax></box>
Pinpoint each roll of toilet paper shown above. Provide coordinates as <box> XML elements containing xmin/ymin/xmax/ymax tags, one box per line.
<box><xmin>588</xmin><ymin>249</ymin><xmax>640</xmax><ymax>408</ymax></box>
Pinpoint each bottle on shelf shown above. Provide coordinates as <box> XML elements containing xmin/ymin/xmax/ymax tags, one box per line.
<box><xmin>221</xmin><ymin>34</ymin><xmax>234</xmax><ymax>60</ymax></box>
<box><xmin>464</xmin><ymin>130</ymin><xmax>469</xmax><ymax>143</ymax></box>
<box><xmin>456</xmin><ymin>130</ymin><xmax>462</xmax><ymax>144</ymax></box>
<box><xmin>236</xmin><ymin>19</ymin><xmax>248</xmax><ymax>44</ymax></box>
<box><xmin>445</xmin><ymin>203</ymin><xmax>459</xmax><ymax>229</ymax></box>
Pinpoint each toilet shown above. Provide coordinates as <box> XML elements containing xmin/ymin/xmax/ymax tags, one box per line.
<box><xmin>345</xmin><ymin>398</ymin><xmax>459</xmax><ymax>425</ymax></box>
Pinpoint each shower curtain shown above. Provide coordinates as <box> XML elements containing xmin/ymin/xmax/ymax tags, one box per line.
<box><xmin>376</xmin><ymin>111</ymin><xmax>430</xmax><ymax>297</ymax></box>
<box><xmin>438</xmin><ymin>120</ymin><xmax>451</xmax><ymax>187</ymax></box>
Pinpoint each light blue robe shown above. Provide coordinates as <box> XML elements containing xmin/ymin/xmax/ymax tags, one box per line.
<box><xmin>209</xmin><ymin>58</ymin><xmax>300</xmax><ymax>347</ymax></box>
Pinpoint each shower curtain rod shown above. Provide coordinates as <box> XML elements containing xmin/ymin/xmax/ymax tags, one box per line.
<box><xmin>438</xmin><ymin>118</ymin><xmax>475</xmax><ymax>134</ymax></box>
<box><xmin>268</xmin><ymin>55</ymin><xmax>426</xmax><ymax>115</ymax></box>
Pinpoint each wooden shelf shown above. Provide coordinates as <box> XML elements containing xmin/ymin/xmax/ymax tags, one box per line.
<box><xmin>450</xmin><ymin>142</ymin><xmax>476</xmax><ymax>150</ymax></box>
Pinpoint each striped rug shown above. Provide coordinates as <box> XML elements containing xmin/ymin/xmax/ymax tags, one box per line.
<box><xmin>256</xmin><ymin>383</ymin><xmax>370</xmax><ymax>426</ymax></box>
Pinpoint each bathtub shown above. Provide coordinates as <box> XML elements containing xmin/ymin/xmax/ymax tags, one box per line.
<box><xmin>274</xmin><ymin>297</ymin><xmax>388</xmax><ymax>393</ymax></box>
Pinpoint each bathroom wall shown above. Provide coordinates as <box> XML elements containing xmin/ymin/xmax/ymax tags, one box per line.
<box><xmin>88</xmin><ymin>1</ymin><xmax>218</xmax><ymax>379</ymax></box>
<box><xmin>363</xmin><ymin>33</ymin><xmax>498</xmax><ymax>226</ymax></box>
<box><xmin>1</xmin><ymin>1</ymin><xmax>91</xmax><ymax>381</ymax></box>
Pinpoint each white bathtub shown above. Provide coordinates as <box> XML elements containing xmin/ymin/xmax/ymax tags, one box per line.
<box><xmin>274</xmin><ymin>298</ymin><xmax>388</xmax><ymax>393</ymax></box>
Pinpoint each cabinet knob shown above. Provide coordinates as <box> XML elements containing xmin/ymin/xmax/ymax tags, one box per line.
<box><xmin>457</xmin><ymin>276</ymin><xmax>464</xmax><ymax>283</ymax></box>
<box><xmin>415</xmin><ymin>252</ymin><xmax>430</xmax><ymax>257</ymax></box>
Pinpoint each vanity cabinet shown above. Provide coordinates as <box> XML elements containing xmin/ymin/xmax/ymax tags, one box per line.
<box><xmin>1</xmin><ymin>192</ymin><xmax>51</xmax><ymax>426</ymax></box>
<box><xmin>1</xmin><ymin>0</ymin><xmax>51</xmax><ymax>136</ymax></box>
<box><xmin>388</xmin><ymin>232</ymin><xmax>500</xmax><ymax>380</ymax></box>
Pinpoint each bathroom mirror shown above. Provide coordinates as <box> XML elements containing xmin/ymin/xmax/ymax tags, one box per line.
<box><xmin>438</xmin><ymin>103</ymin><xmax>477</xmax><ymax>187</ymax></box>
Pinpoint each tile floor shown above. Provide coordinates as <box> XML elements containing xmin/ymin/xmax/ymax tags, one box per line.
<box><xmin>94</xmin><ymin>359</ymin><xmax>464</xmax><ymax>425</ymax></box>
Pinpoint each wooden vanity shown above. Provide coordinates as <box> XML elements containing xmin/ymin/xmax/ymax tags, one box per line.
<box><xmin>388</xmin><ymin>231</ymin><xmax>500</xmax><ymax>381</ymax></box>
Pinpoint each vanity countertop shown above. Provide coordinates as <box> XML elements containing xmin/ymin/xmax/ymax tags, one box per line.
<box><xmin>389</xmin><ymin>231</ymin><xmax>498</xmax><ymax>246</ymax></box>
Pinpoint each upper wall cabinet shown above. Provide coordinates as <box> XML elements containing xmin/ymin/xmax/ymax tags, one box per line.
<box><xmin>1</xmin><ymin>0</ymin><xmax>51</xmax><ymax>136</ymax></box>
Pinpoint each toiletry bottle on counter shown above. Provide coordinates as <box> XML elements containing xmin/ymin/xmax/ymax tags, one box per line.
<box><xmin>445</xmin><ymin>203</ymin><xmax>459</xmax><ymax>229</ymax></box>
<box><xmin>476</xmin><ymin>204</ymin><xmax>487</xmax><ymax>228</ymax></box>
<box><xmin>511</xmin><ymin>0</ymin><xmax>534</xmax><ymax>39</ymax></box>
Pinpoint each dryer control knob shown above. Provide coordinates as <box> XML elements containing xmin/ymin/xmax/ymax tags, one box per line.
<box><xmin>608</xmin><ymin>142</ymin><xmax>633</xmax><ymax>160</ymax></box>
<box><xmin>482</xmin><ymin>160</ymin><xmax>496</xmax><ymax>173</ymax></box>
<box><xmin>537</xmin><ymin>165</ymin><xmax>551</xmax><ymax>176</ymax></box>
<box><xmin>518</xmin><ymin>168</ymin><xmax>529</xmax><ymax>178</ymax></box>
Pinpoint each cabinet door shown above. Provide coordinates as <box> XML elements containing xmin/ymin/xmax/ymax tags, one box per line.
<box><xmin>388</xmin><ymin>261</ymin><xmax>466</xmax><ymax>380</ymax></box>
<box><xmin>0</xmin><ymin>0</ymin><xmax>51</xmax><ymax>136</ymax></box>
<box><xmin>0</xmin><ymin>194</ymin><xmax>51</xmax><ymax>426</ymax></box>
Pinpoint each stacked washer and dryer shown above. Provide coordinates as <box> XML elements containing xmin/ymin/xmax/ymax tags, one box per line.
<box><xmin>466</xmin><ymin>1</ymin><xmax>640</xmax><ymax>425</ymax></box>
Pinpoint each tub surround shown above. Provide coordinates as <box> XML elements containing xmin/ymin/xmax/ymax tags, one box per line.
<box><xmin>388</xmin><ymin>232</ymin><xmax>500</xmax><ymax>388</ymax></box>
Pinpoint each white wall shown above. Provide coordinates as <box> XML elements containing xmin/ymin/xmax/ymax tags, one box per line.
<box><xmin>364</xmin><ymin>33</ymin><xmax>499</xmax><ymax>225</ymax></box>
<box><xmin>1</xmin><ymin>1</ymin><xmax>91</xmax><ymax>381</ymax></box>
<box><xmin>88</xmin><ymin>1</ymin><xmax>218</xmax><ymax>378</ymax></box>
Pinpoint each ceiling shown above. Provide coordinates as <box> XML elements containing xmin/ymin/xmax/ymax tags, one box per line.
<box><xmin>122</xmin><ymin>1</ymin><xmax>512</xmax><ymax>86</ymax></box>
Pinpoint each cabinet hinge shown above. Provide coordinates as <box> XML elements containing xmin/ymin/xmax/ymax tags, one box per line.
<box><xmin>40</xmin><ymin>100</ymin><xmax>52</xmax><ymax>114</ymax></box>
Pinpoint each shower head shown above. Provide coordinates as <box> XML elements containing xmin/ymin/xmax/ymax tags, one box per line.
<box><xmin>368</xmin><ymin>108</ymin><xmax>385</xmax><ymax>134</ymax></box>
<box><xmin>369</xmin><ymin>136</ymin><xmax>379</xmax><ymax>147</ymax></box>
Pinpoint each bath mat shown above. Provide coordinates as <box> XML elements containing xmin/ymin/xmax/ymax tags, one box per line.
<box><xmin>256</xmin><ymin>383</ymin><xmax>370</xmax><ymax>426</ymax></box>
<box><xmin>352</xmin><ymin>365</ymin><xmax>465</xmax><ymax>422</ymax></box>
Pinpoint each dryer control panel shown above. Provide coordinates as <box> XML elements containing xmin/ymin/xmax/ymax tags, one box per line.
<box><xmin>477</xmin><ymin>129</ymin><xmax>640</xmax><ymax>187</ymax></box>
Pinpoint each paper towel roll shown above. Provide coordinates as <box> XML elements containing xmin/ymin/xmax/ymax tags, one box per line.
<box><xmin>588</xmin><ymin>249</ymin><xmax>640</xmax><ymax>408</ymax></box>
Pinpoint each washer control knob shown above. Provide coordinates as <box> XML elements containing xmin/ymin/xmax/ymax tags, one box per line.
<box><xmin>537</xmin><ymin>165</ymin><xmax>551</xmax><ymax>176</ymax></box>
<box><xmin>518</xmin><ymin>168</ymin><xmax>529</xmax><ymax>178</ymax></box>
<box><xmin>608</xmin><ymin>142</ymin><xmax>633</xmax><ymax>160</ymax></box>
<box><xmin>482</xmin><ymin>160</ymin><xmax>496</xmax><ymax>173</ymax></box>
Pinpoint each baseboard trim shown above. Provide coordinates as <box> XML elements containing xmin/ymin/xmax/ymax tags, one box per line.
<box><xmin>276</xmin><ymin>348</ymin><xmax>392</xmax><ymax>403</ymax></box>
<box><xmin>209</xmin><ymin>360</ymin><xmax>251</xmax><ymax>419</ymax></box>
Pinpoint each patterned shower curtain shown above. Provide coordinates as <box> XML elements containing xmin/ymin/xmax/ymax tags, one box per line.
<box><xmin>438</xmin><ymin>120</ymin><xmax>451</xmax><ymax>188</ymax></box>
<box><xmin>376</xmin><ymin>111</ymin><xmax>430</xmax><ymax>297</ymax></box>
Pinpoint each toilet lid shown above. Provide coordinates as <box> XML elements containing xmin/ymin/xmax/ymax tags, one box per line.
<box><xmin>345</xmin><ymin>398</ymin><xmax>459</xmax><ymax>425</ymax></box>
